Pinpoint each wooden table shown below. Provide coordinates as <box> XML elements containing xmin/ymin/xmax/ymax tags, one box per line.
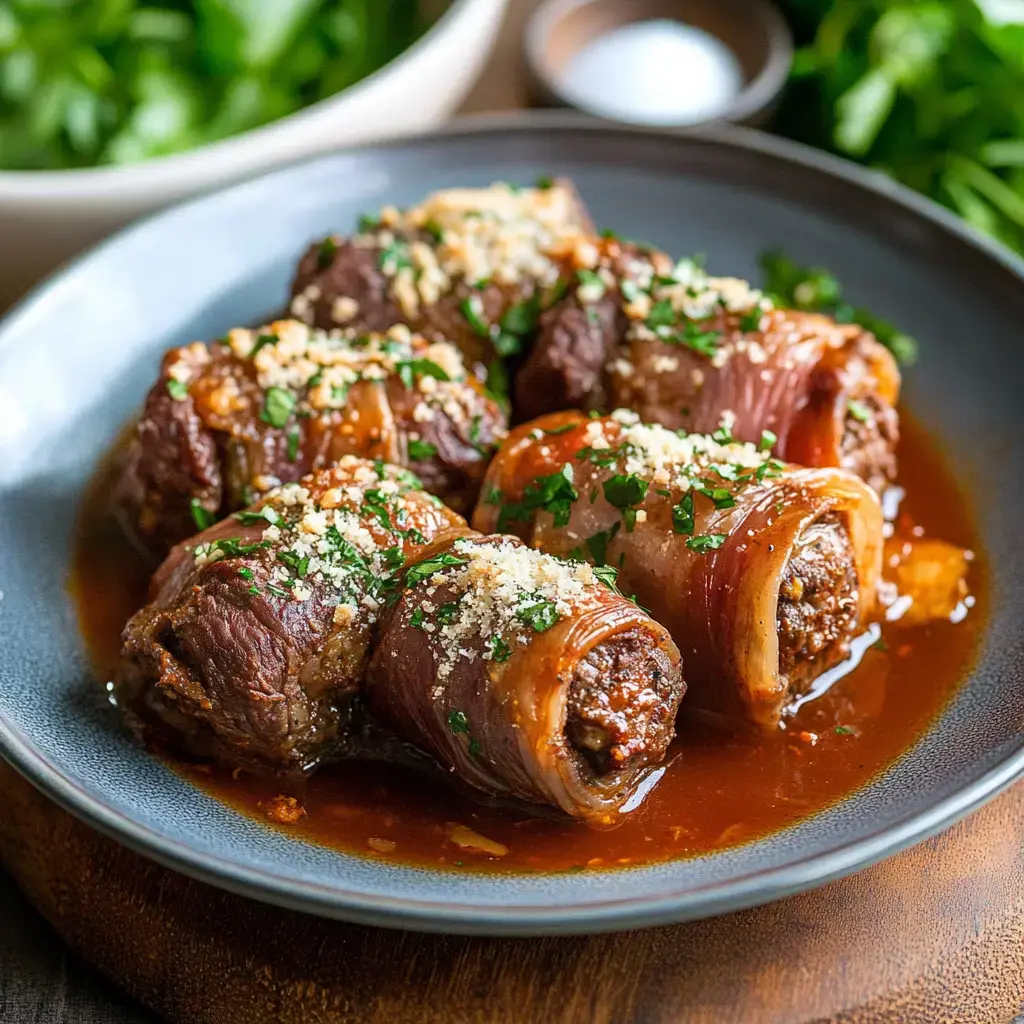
<box><xmin>4</xmin><ymin>3</ymin><xmax>1024</xmax><ymax>1022</ymax></box>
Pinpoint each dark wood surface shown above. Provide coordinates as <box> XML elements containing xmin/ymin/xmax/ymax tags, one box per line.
<box><xmin>3</xmin><ymin>761</ymin><xmax>1024</xmax><ymax>1023</ymax></box>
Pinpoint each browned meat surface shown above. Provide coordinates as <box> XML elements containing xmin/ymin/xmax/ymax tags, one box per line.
<box><xmin>565</xmin><ymin>627</ymin><xmax>680</xmax><ymax>776</ymax></box>
<box><xmin>118</xmin><ymin>321</ymin><xmax>503</xmax><ymax>554</ymax></box>
<box><xmin>777</xmin><ymin>515</ymin><xmax>859</xmax><ymax>694</ymax></box>
<box><xmin>117</xmin><ymin>459</ymin><xmax>468</xmax><ymax>775</ymax></box>
<box><xmin>840</xmin><ymin>396</ymin><xmax>900</xmax><ymax>494</ymax></box>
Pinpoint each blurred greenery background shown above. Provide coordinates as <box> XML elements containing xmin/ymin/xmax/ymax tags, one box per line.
<box><xmin>0</xmin><ymin>0</ymin><xmax>425</xmax><ymax>169</ymax></box>
<box><xmin>773</xmin><ymin>0</ymin><xmax>1024</xmax><ymax>257</ymax></box>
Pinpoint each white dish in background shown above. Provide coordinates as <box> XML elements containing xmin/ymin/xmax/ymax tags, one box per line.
<box><xmin>0</xmin><ymin>0</ymin><xmax>507</xmax><ymax>309</ymax></box>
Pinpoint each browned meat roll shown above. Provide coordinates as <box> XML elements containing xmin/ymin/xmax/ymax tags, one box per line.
<box><xmin>473</xmin><ymin>411</ymin><xmax>884</xmax><ymax>731</ymax></box>
<box><xmin>118</xmin><ymin>320</ymin><xmax>504</xmax><ymax>554</ymax></box>
<box><xmin>289</xmin><ymin>180</ymin><xmax>595</xmax><ymax>378</ymax></box>
<box><xmin>366</xmin><ymin>534</ymin><xmax>684</xmax><ymax>821</ymax></box>
<box><xmin>117</xmin><ymin>459</ymin><xmax>468</xmax><ymax>775</ymax></box>
<box><xmin>516</xmin><ymin>241</ymin><xmax>901</xmax><ymax>492</ymax></box>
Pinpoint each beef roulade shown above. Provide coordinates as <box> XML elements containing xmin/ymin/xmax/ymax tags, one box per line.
<box><xmin>117</xmin><ymin>458</ymin><xmax>468</xmax><ymax>774</ymax></box>
<box><xmin>367</xmin><ymin>534</ymin><xmax>684</xmax><ymax>821</ymax></box>
<box><xmin>473</xmin><ymin>411</ymin><xmax>884</xmax><ymax>731</ymax></box>
<box><xmin>119</xmin><ymin>321</ymin><xmax>504</xmax><ymax>553</ymax></box>
<box><xmin>516</xmin><ymin>240</ymin><xmax>901</xmax><ymax>492</ymax></box>
<box><xmin>290</xmin><ymin>180</ymin><xmax>595</xmax><ymax>376</ymax></box>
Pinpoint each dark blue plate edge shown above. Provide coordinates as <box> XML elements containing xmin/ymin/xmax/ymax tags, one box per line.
<box><xmin>1</xmin><ymin>112</ymin><xmax>1022</xmax><ymax>936</ymax></box>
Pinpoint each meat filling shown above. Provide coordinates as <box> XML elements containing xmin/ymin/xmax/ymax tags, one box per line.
<box><xmin>565</xmin><ymin>628</ymin><xmax>682</xmax><ymax>776</ymax></box>
<box><xmin>841</xmin><ymin>395</ymin><xmax>899</xmax><ymax>493</ymax></box>
<box><xmin>777</xmin><ymin>514</ymin><xmax>859</xmax><ymax>695</ymax></box>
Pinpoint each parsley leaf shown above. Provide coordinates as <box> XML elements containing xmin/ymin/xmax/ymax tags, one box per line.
<box><xmin>408</xmin><ymin>438</ymin><xmax>438</xmax><ymax>460</ymax></box>
<box><xmin>410</xmin><ymin>607</ymin><xmax>426</xmax><ymax>630</ymax></box>
<box><xmin>500</xmin><ymin>298</ymin><xmax>540</xmax><ymax>336</ymax></box>
<box><xmin>759</xmin><ymin>429</ymin><xmax>778</xmax><ymax>452</ymax></box>
<box><xmin>190</xmin><ymin>498</ymin><xmax>215</xmax><ymax>531</ymax></box>
<box><xmin>234</xmin><ymin>506</ymin><xmax>282</xmax><ymax>527</ymax></box>
<box><xmin>396</xmin><ymin>358</ymin><xmax>451</xmax><ymax>391</ymax></box>
<box><xmin>317</xmin><ymin>237</ymin><xmax>338</xmax><ymax>269</ymax></box>
<box><xmin>261</xmin><ymin>387</ymin><xmax>295</xmax><ymax>428</ymax></box>
<box><xmin>379</xmin><ymin>239</ymin><xmax>412</xmax><ymax>274</ymax></box>
<box><xmin>447</xmin><ymin>710</ymin><xmax>470</xmax><ymax>735</ymax></box>
<box><xmin>497</xmin><ymin>465</ymin><xmax>578</xmax><ymax>531</ymax></box>
<box><xmin>847</xmin><ymin>398</ymin><xmax>872</xmax><ymax>423</ymax></box>
<box><xmin>586</xmin><ymin>523</ymin><xmax>621</xmax><ymax>564</ymax></box>
<box><xmin>167</xmin><ymin>378</ymin><xmax>189</xmax><ymax>400</ymax></box>
<box><xmin>406</xmin><ymin>552</ymin><xmax>468</xmax><ymax>587</ymax></box>
<box><xmin>460</xmin><ymin>294</ymin><xmax>490</xmax><ymax>338</ymax></box>
<box><xmin>686</xmin><ymin>533</ymin><xmax>727</xmax><ymax>554</ymax></box>
<box><xmin>593</xmin><ymin>564</ymin><xmax>621</xmax><ymax>592</ymax></box>
<box><xmin>602</xmin><ymin>473</ymin><xmax>649</xmax><ymax>532</ymax></box>
<box><xmin>515</xmin><ymin>595</ymin><xmax>561</xmax><ymax>633</ymax></box>
<box><xmin>488</xmin><ymin>635</ymin><xmax>512</xmax><ymax>662</ymax></box>
<box><xmin>671</xmin><ymin>490</ymin><xmax>695</xmax><ymax>535</ymax></box>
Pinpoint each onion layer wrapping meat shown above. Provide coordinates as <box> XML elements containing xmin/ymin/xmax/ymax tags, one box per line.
<box><xmin>366</xmin><ymin>535</ymin><xmax>684</xmax><ymax>821</ymax></box>
<box><xmin>290</xmin><ymin>181</ymin><xmax>595</xmax><ymax>375</ymax></box>
<box><xmin>473</xmin><ymin>412</ymin><xmax>884</xmax><ymax>731</ymax></box>
<box><xmin>118</xmin><ymin>458</ymin><xmax>467</xmax><ymax>774</ymax></box>
<box><xmin>119</xmin><ymin>320</ymin><xmax>504</xmax><ymax>553</ymax></box>
<box><xmin>516</xmin><ymin>242</ymin><xmax>901</xmax><ymax>491</ymax></box>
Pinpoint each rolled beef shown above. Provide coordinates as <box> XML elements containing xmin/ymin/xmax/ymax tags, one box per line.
<box><xmin>118</xmin><ymin>321</ymin><xmax>504</xmax><ymax>554</ymax></box>
<box><xmin>516</xmin><ymin>241</ymin><xmax>901</xmax><ymax>492</ymax></box>
<box><xmin>367</xmin><ymin>534</ymin><xmax>684</xmax><ymax>821</ymax></box>
<box><xmin>473</xmin><ymin>411</ymin><xmax>884</xmax><ymax>731</ymax></box>
<box><xmin>117</xmin><ymin>458</ymin><xmax>468</xmax><ymax>774</ymax></box>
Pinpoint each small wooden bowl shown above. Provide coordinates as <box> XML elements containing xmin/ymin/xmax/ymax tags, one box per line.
<box><xmin>525</xmin><ymin>0</ymin><xmax>793</xmax><ymax>126</ymax></box>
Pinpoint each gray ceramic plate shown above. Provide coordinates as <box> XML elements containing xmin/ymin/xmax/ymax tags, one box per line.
<box><xmin>1</xmin><ymin>115</ymin><xmax>1022</xmax><ymax>936</ymax></box>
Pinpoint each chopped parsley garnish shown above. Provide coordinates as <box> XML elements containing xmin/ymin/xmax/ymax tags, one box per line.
<box><xmin>460</xmin><ymin>294</ymin><xmax>490</xmax><ymax>338</ymax></box>
<box><xmin>759</xmin><ymin>429</ymin><xmax>778</xmax><ymax>452</ymax></box>
<box><xmin>515</xmin><ymin>595</ymin><xmax>561</xmax><ymax>633</ymax></box>
<box><xmin>316</xmin><ymin>237</ymin><xmax>338</xmax><ymax>269</ymax></box>
<box><xmin>423</xmin><ymin>219</ymin><xmax>444</xmax><ymax>242</ymax></box>
<box><xmin>447</xmin><ymin>710</ymin><xmax>470</xmax><ymax>734</ymax></box>
<box><xmin>266</xmin><ymin>584</ymin><xmax>290</xmax><ymax>598</ymax></box>
<box><xmin>835</xmin><ymin>725</ymin><xmax>856</xmax><ymax>736</ymax></box>
<box><xmin>357</xmin><ymin>214</ymin><xmax>377</xmax><ymax>232</ymax></box>
<box><xmin>287</xmin><ymin>426</ymin><xmax>301</xmax><ymax>463</ymax></box>
<box><xmin>488</xmin><ymin>635</ymin><xmax>512</xmax><ymax>662</ymax></box>
<box><xmin>238</xmin><ymin>567</ymin><xmax>254</xmax><ymax>580</ymax></box>
<box><xmin>646</xmin><ymin>298</ymin><xmax>676</xmax><ymax>329</ymax></box>
<box><xmin>847</xmin><ymin>398</ymin><xmax>872</xmax><ymax>423</ymax></box>
<box><xmin>190</xmin><ymin>498</ymin><xmax>215</xmax><ymax>531</ymax></box>
<box><xmin>671</xmin><ymin>322</ymin><xmax>721</xmax><ymax>357</ymax></box>
<box><xmin>261</xmin><ymin>387</ymin><xmax>295</xmax><ymax>428</ymax></box>
<box><xmin>593</xmin><ymin>564</ymin><xmax>620</xmax><ymax>592</ymax></box>
<box><xmin>381</xmin><ymin>546</ymin><xmax>405</xmax><ymax>571</ymax></box>
<box><xmin>586</xmin><ymin>523</ymin><xmax>621</xmax><ymax>564</ymax></box>
<box><xmin>712</xmin><ymin>422</ymin><xmax>734</xmax><ymax>444</ymax></box>
<box><xmin>277</xmin><ymin>549</ymin><xmax>310</xmax><ymax>577</ymax></box>
<box><xmin>200</xmin><ymin>537</ymin><xmax>271</xmax><ymax>560</ymax></box>
<box><xmin>362</xmin><ymin>488</ymin><xmax>394</xmax><ymax>529</ymax></box>
<box><xmin>408</xmin><ymin>438</ymin><xmax>438</xmax><ymax>460</ymax></box>
<box><xmin>544</xmin><ymin>423</ymin><xmax>577</xmax><ymax>436</ymax></box>
<box><xmin>410</xmin><ymin>607</ymin><xmax>426</xmax><ymax>630</ymax></box>
<box><xmin>436</xmin><ymin>601</ymin><xmax>460</xmax><ymax>625</ymax></box>
<box><xmin>739</xmin><ymin>305</ymin><xmax>763</xmax><ymax>332</ymax></box>
<box><xmin>696</xmin><ymin>485</ymin><xmax>736</xmax><ymax>511</ymax></box>
<box><xmin>535</xmin><ymin>175</ymin><xmax>554</xmax><ymax>190</ymax></box>
<box><xmin>602</xmin><ymin>472</ymin><xmax>649</xmax><ymax>532</ymax></box>
<box><xmin>620</xmin><ymin>279</ymin><xmax>642</xmax><ymax>304</ymax></box>
<box><xmin>577</xmin><ymin>268</ymin><xmax>606</xmax><ymax>298</ymax></box>
<box><xmin>497</xmin><ymin>465</ymin><xmax>578</xmax><ymax>532</ymax></box>
<box><xmin>500</xmin><ymin>298</ymin><xmax>540</xmax><ymax>337</ymax></box>
<box><xmin>493</xmin><ymin>331</ymin><xmax>522</xmax><ymax>357</ymax></box>
<box><xmin>234</xmin><ymin>506</ymin><xmax>282</xmax><ymax>527</ymax></box>
<box><xmin>249</xmin><ymin>333</ymin><xmax>278</xmax><ymax>358</ymax></box>
<box><xmin>576</xmin><ymin>444</ymin><xmax>625</xmax><ymax>469</ymax></box>
<box><xmin>873</xmin><ymin>635</ymin><xmax>889</xmax><ymax>652</ymax></box>
<box><xmin>686</xmin><ymin>533</ymin><xmax>727</xmax><ymax>554</ymax></box>
<box><xmin>485</xmin><ymin>358</ymin><xmax>510</xmax><ymax>407</ymax></box>
<box><xmin>378</xmin><ymin>239</ymin><xmax>412</xmax><ymax>274</ymax></box>
<box><xmin>484</xmin><ymin>485</ymin><xmax>502</xmax><ymax>505</ymax></box>
<box><xmin>396</xmin><ymin>358</ymin><xmax>451</xmax><ymax>391</ymax></box>
<box><xmin>166</xmin><ymin>378</ymin><xmax>188</xmax><ymax>400</ymax></box>
<box><xmin>406</xmin><ymin>552</ymin><xmax>468</xmax><ymax>587</ymax></box>
<box><xmin>672</xmin><ymin>491</ymin><xmax>695</xmax><ymax>535</ymax></box>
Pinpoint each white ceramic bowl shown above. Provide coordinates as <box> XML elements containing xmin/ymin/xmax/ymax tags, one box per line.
<box><xmin>0</xmin><ymin>0</ymin><xmax>508</xmax><ymax>308</ymax></box>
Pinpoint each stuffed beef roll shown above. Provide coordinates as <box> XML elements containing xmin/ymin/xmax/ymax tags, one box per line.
<box><xmin>118</xmin><ymin>458</ymin><xmax>468</xmax><ymax>774</ymax></box>
<box><xmin>119</xmin><ymin>320</ymin><xmax>504</xmax><ymax>553</ymax></box>
<box><xmin>516</xmin><ymin>241</ymin><xmax>901</xmax><ymax>492</ymax></box>
<box><xmin>290</xmin><ymin>180</ymin><xmax>595</xmax><ymax>376</ymax></box>
<box><xmin>474</xmin><ymin>411</ymin><xmax>884</xmax><ymax>731</ymax></box>
<box><xmin>367</xmin><ymin>534</ymin><xmax>684</xmax><ymax>821</ymax></box>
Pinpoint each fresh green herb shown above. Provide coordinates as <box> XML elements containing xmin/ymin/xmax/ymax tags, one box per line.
<box><xmin>577</xmin><ymin>268</ymin><xmax>606</xmax><ymax>298</ymax></box>
<box><xmin>739</xmin><ymin>305</ymin><xmax>764</xmax><ymax>332</ymax></box>
<box><xmin>485</xmin><ymin>358</ymin><xmax>510</xmax><ymax>408</ymax></box>
<box><xmin>835</xmin><ymin>725</ymin><xmax>856</xmax><ymax>736</ymax></box>
<box><xmin>670</xmin><ymin>322</ymin><xmax>721</xmax><ymax>357</ymax></box>
<box><xmin>515</xmin><ymin>596</ymin><xmax>561</xmax><ymax>633</ymax></box>
<box><xmin>357</xmin><ymin>214</ymin><xmax>378</xmax><ymax>233</ymax></box>
<box><xmin>488</xmin><ymin>635</ymin><xmax>512</xmax><ymax>663</ymax></box>
<box><xmin>261</xmin><ymin>387</ymin><xmax>295</xmax><ymax>428</ymax></box>
<box><xmin>423</xmin><ymin>219</ymin><xmax>444</xmax><ymax>242</ymax></box>
<box><xmin>600</xmin><ymin>228</ymin><xmax>618</xmax><ymax>240</ymax></box>
<box><xmin>586</xmin><ymin>523</ymin><xmax>621</xmax><ymax>564</ymax></box>
<box><xmin>696</xmin><ymin>485</ymin><xmax>737</xmax><ymax>511</ymax></box>
<box><xmin>286</xmin><ymin>426</ymin><xmax>301</xmax><ymax>463</ymax></box>
<box><xmin>847</xmin><ymin>398</ymin><xmax>872</xmax><ymax>423</ymax></box>
<box><xmin>396</xmin><ymin>358</ymin><xmax>451</xmax><ymax>391</ymax></box>
<box><xmin>234</xmin><ymin>506</ymin><xmax>282</xmax><ymax>527</ymax></box>
<box><xmin>873</xmin><ymin>635</ymin><xmax>889</xmax><ymax>652</ymax></box>
<box><xmin>686</xmin><ymin>533</ymin><xmax>727</xmax><ymax>554</ymax></box>
<box><xmin>237</xmin><ymin>567</ymin><xmax>254</xmax><ymax>581</ymax></box>
<box><xmin>266</xmin><ymin>584</ymin><xmax>290</xmax><ymax>599</ymax></box>
<box><xmin>167</xmin><ymin>378</ymin><xmax>189</xmax><ymax>400</ymax></box>
<box><xmin>249</xmin><ymin>333</ymin><xmax>279</xmax><ymax>359</ymax></box>
<box><xmin>447</xmin><ymin>710</ymin><xmax>470</xmax><ymax>735</ymax></box>
<box><xmin>646</xmin><ymin>299</ymin><xmax>677</xmax><ymax>329</ymax></box>
<box><xmin>593</xmin><ymin>564</ymin><xmax>621</xmax><ymax>591</ymax></box>
<box><xmin>544</xmin><ymin>423</ymin><xmax>577</xmax><ymax>436</ymax></box>
<box><xmin>410</xmin><ymin>607</ymin><xmax>426</xmax><ymax>630</ymax></box>
<box><xmin>576</xmin><ymin>444</ymin><xmax>624</xmax><ymax>469</ymax></box>
<box><xmin>759</xmin><ymin>429</ymin><xmax>778</xmax><ymax>452</ymax></box>
<box><xmin>378</xmin><ymin>239</ymin><xmax>412</xmax><ymax>274</ymax></box>
<box><xmin>408</xmin><ymin>438</ymin><xmax>438</xmax><ymax>460</ymax></box>
<box><xmin>712</xmin><ymin>422</ymin><xmax>734</xmax><ymax>444</ymax></box>
<box><xmin>190</xmin><ymin>498</ymin><xmax>215</xmax><ymax>531</ymax></box>
<box><xmin>460</xmin><ymin>295</ymin><xmax>490</xmax><ymax>338</ymax></box>
<box><xmin>493</xmin><ymin>331</ymin><xmax>522</xmax><ymax>357</ymax></box>
<box><xmin>759</xmin><ymin>247</ymin><xmax>917</xmax><ymax>364</ymax></box>
<box><xmin>672</xmin><ymin>491</ymin><xmax>695</xmax><ymax>536</ymax></box>
<box><xmin>436</xmin><ymin>601</ymin><xmax>460</xmax><ymax>625</ymax></box>
<box><xmin>468</xmin><ymin>739</ymin><xmax>482</xmax><ymax>757</ymax></box>
<box><xmin>277</xmin><ymin>549</ymin><xmax>310</xmax><ymax>578</ymax></box>
<box><xmin>497</xmin><ymin>465</ymin><xmax>578</xmax><ymax>532</ymax></box>
<box><xmin>535</xmin><ymin>175</ymin><xmax>554</xmax><ymax>190</ymax></box>
<box><xmin>602</xmin><ymin>473</ymin><xmax>649</xmax><ymax>532</ymax></box>
<box><xmin>484</xmin><ymin>485</ymin><xmax>502</xmax><ymax>506</ymax></box>
<box><xmin>500</xmin><ymin>298</ymin><xmax>540</xmax><ymax>337</ymax></box>
<box><xmin>406</xmin><ymin>552</ymin><xmax>468</xmax><ymax>587</ymax></box>
<box><xmin>200</xmin><ymin>537</ymin><xmax>271</xmax><ymax>560</ymax></box>
<box><xmin>381</xmin><ymin>546</ymin><xmax>405</xmax><ymax>571</ymax></box>
<box><xmin>621</xmin><ymin>279</ymin><xmax>642</xmax><ymax>304</ymax></box>
<box><xmin>317</xmin><ymin>237</ymin><xmax>338</xmax><ymax>269</ymax></box>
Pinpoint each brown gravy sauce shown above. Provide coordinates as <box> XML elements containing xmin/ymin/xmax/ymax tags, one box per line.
<box><xmin>71</xmin><ymin>415</ymin><xmax>986</xmax><ymax>873</ymax></box>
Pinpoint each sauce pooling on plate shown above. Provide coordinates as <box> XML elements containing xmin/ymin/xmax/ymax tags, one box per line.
<box><xmin>72</xmin><ymin>414</ymin><xmax>985</xmax><ymax>873</ymax></box>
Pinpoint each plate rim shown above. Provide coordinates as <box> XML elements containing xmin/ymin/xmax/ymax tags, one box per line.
<box><xmin>2</xmin><ymin>111</ymin><xmax>1023</xmax><ymax>936</ymax></box>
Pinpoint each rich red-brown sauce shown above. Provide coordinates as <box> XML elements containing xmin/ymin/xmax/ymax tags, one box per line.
<box><xmin>71</xmin><ymin>415</ymin><xmax>986</xmax><ymax>873</ymax></box>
